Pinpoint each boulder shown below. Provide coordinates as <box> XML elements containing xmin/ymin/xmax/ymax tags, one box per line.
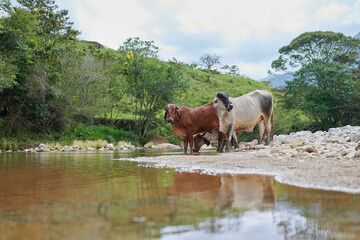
<box><xmin>106</xmin><ymin>143</ymin><xmax>114</xmax><ymax>150</ymax></box>
<box><xmin>290</xmin><ymin>138</ymin><xmax>305</xmax><ymax>148</ymax></box>
<box><xmin>304</xmin><ymin>145</ymin><xmax>316</xmax><ymax>153</ymax></box>
<box><xmin>62</xmin><ymin>146</ymin><xmax>73</xmax><ymax>152</ymax></box>
<box><xmin>145</xmin><ymin>135</ymin><xmax>169</xmax><ymax>148</ymax></box>
<box><xmin>39</xmin><ymin>143</ymin><xmax>46</xmax><ymax>149</ymax></box>
<box><xmin>153</xmin><ymin>143</ymin><xmax>181</xmax><ymax>150</ymax></box>
<box><xmin>350</xmin><ymin>132</ymin><xmax>360</xmax><ymax>142</ymax></box>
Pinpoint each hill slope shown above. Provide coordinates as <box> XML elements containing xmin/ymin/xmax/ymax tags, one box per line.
<box><xmin>177</xmin><ymin>67</ymin><xmax>271</xmax><ymax>107</ymax></box>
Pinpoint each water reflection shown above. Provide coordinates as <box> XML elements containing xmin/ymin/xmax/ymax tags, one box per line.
<box><xmin>217</xmin><ymin>175</ymin><xmax>275</xmax><ymax>211</ymax></box>
<box><xmin>0</xmin><ymin>152</ymin><xmax>359</xmax><ymax>240</ymax></box>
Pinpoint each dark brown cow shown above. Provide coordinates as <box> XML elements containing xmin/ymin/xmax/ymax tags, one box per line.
<box><xmin>164</xmin><ymin>103</ymin><xmax>222</xmax><ymax>154</ymax></box>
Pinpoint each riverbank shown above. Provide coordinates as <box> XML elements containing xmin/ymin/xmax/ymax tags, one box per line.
<box><xmin>119</xmin><ymin>125</ymin><xmax>360</xmax><ymax>194</ymax></box>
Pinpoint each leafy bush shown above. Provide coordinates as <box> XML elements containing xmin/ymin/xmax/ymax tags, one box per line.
<box><xmin>63</xmin><ymin>123</ymin><xmax>140</xmax><ymax>145</ymax></box>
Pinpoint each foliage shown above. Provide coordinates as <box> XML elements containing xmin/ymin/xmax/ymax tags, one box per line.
<box><xmin>118</xmin><ymin>37</ymin><xmax>159</xmax><ymax>58</ymax></box>
<box><xmin>118</xmin><ymin>38</ymin><xmax>188</xmax><ymax>137</ymax></box>
<box><xmin>58</xmin><ymin>51</ymin><xmax>111</xmax><ymax>124</ymax></box>
<box><xmin>272</xmin><ymin>31</ymin><xmax>360</xmax><ymax>130</ymax></box>
<box><xmin>0</xmin><ymin>0</ymin><xmax>79</xmax><ymax>134</ymax></box>
<box><xmin>271</xmin><ymin>31</ymin><xmax>360</xmax><ymax>71</ymax></box>
<box><xmin>221</xmin><ymin>64</ymin><xmax>242</xmax><ymax>76</ymax></box>
<box><xmin>63</xmin><ymin>123</ymin><xmax>139</xmax><ymax>144</ymax></box>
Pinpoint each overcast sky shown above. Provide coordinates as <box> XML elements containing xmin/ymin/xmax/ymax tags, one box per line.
<box><xmin>32</xmin><ymin>0</ymin><xmax>360</xmax><ymax>79</ymax></box>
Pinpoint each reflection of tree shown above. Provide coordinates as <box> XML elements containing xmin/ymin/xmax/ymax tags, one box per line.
<box><xmin>274</xmin><ymin>183</ymin><xmax>360</xmax><ymax>239</ymax></box>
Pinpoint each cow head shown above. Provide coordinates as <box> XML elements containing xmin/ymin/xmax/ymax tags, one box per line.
<box><xmin>214</xmin><ymin>92</ymin><xmax>233</xmax><ymax>112</ymax></box>
<box><xmin>164</xmin><ymin>104</ymin><xmax>180</xmax><ymax>124</ymax></box>
<box><xmin>193</xmin><ymin>132</ymin><xmax>211</xmax><ymax>152</ymax></box>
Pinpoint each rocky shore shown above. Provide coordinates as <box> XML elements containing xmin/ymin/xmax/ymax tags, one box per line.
<box><xmin>119</xmin><ymin>125</ymin><xmax>360</xmax><ymax>193</ymax></box>
<box><xmin>0</xmin><ymin>141</ymin><xmax>181</xmax><ymax>153</ymax></box>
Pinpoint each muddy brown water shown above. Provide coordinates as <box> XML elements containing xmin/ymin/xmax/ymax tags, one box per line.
<box><xmin>0</xmin><ymin>151</ymin><xmax>359</xmax><ymax>240</ymax></box>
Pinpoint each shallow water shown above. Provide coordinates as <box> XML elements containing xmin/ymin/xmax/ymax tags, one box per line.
<box><xmin>0</xmin><ymin>151</ymin><xmax>359</xmax><ymax>240</ymax></box>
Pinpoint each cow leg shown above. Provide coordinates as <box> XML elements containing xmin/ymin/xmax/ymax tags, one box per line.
<box><xmin>231</xmin><ymin>131</ymin><xmax>239</xmax><ymax>148</ymax></box>
<box><xmin>188</xmin><ymin>132</ymin><xmax>194</xmax><ymax>154</ymax></box>
<box><xmin>217</xmin><ymin>132</ymin><xmax>225</xmax><ymax>152</ymax></box>
<box><xmin>218</xmin><ymin>132</ymin><xmax>227</xmax><ymax>152</ymax></box>
<box><xmin>225</xmin><ymin>123</ymin><xmax>234</xmax><ymax>152</ymax></box>
<box><xmin>264</xmin><ymin>116</ymin><xmax>272</xmax><ymax>145</ymax></box>
<box><xmin>258</xmin><ymin>120</ymin><xmax>265</xmax><ymax>144</ymax></box>
<box><xmin>183</xmin><ymin>139</ymin><xmax>188</xmax><ymax>154</ymax></box>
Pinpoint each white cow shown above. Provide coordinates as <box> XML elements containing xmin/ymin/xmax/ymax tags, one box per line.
<box><xmin>213</xmin><ymin>90</ymin><xmax>273</xmax><ymax>152</ymax></box>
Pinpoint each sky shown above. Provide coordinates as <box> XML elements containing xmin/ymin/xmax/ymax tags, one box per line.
<box><xmin>17</xmin><ymin>0</ymin><xmax>360</xmax><ymax>80</ymax></box>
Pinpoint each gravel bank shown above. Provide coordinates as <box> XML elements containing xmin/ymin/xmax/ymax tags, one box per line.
<box><xmin>119</xmin><ymin>125</ymin><xmax>360</xmax><ymax>194</ymax></box>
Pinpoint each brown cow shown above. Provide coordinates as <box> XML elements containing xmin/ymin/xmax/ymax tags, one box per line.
<box><xmin>164</xmin><ymin>103</ymin><xmax>222</xmax><ymax>154</ymax></box>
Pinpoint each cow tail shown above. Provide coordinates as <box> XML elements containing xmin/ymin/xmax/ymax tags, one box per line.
<box><xmin>270</xmin><ymin>112</ymin><xmax>274</xmax><ymax>141</ymax></box>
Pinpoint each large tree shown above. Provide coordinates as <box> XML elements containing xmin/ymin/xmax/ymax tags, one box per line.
<box><xmin>118</xmin><ymin>38</ymin><xmax>187</xmax><ymax>137</ymax></box>
<box><xmin>0</xmin><ymin>0</ymin><xmax>80</xmax><ymax>133</ymax></box>
<box><xmin>271</xmin><ymin>31</ymin><xmax>360</xmax><ymax>129</ymax></box>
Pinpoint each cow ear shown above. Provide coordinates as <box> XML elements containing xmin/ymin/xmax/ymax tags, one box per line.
<box><xmin>175</xmin><ymin>107</ymin><xmax>181</xmax><ymax>119</ymax></box>
<box><xmin>214</xmin><ymin>99</ymin><xmax>218</xmax><ymax>103</ymax></box>
<box><xmin>225</xmin><ymin>92</ymin><xmax>229</xmax><ymax>98</ymax></box>
<box><xmin>164</xmin><ymin>111</ymin><xmax>167</xmax><ymax>120</ymax></box>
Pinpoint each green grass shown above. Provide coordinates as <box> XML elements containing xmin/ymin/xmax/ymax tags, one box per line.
<box><xmin>177</xmin><ymin>67</ymin><xmax>271</xmax><ymax>107</ymax></box>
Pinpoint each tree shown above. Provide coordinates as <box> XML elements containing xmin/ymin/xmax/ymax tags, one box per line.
<box><xmin>118</xmin><ymin>37</ymin><xmax>159</xmax><ymax>58</ymax></box>
<box><xmin>0</xmin><ymin>0</ymin><xmax>80</xmax><ymax>134</ymax></box>
<box><xmin>199</xmin><ymin>54</ymin><xmax>221</xmax><ymax>71</ymax></box>
<box><xmin>271</xmin><ymin>31</ymin><xmax>360</xmax><ymax>129</ymax></box>
<box><xmin>221</xmin><ymin>64</ymin><xmax>241</xmax><ymax>76</ymax></box>
<box><xmin>117</xmin><ymin>38</ymin><xmax>187</xmax><ymax>137</ymax></box>
<box><xmin>124</xmin><ymin>57</ymin><xmax>186</xmax><ymax>137</ymax></box>
<box><xmin>271</xmin><ymin>31</ymin><xmax>359</xmax><ymax>71</ymax></box>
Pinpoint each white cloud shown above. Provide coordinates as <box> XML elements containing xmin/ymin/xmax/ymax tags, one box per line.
<box><xmin>316</xmin><ymin>2</ymin><xmax>350</xmax><ymax>22</ymax></box>
<box><xmin>61</xmin><ymin>0</ymin><xmax>360</xmax><ymax>80</ymax></box>
<box><xmin>238</xmin><ymin>58</ymin><xmax>275</xmax><ymax>80</ymax></box>
<box><xmin>160</xmin><ymin>0</ymin><xmax>311</xmax><ymax>42</ymax></box>
<box><xmin>73</xmin><ymin>0</ymin><xmax>153</xmax><ymax>49</ymax></box>
<box><xmin>341</xmin><ymin>0</ymin><xmax>360</xmax><ymax>25</ymax></box>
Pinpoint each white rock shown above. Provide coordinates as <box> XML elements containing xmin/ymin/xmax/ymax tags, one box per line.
<box><xmin>39</xmin><ymin>143</ymin><xmax>46</xmax><ymax>149</ymax></box>
<box><xmin>155</xmin><ymin>143</ymin><xmax>181</xmax><ymax>150</ymax></box>
<box><xmin>62</xmin><ymin>146</ymin><xmax>73</xmax><ymax>152</ymax></box>
<box><xmin>350</xmin><ymin>132</ymin><xmax>360</xmax><ymax>142</ymax></box>
<box><xmin>106</xmin><ymin>143</ymin><xmax>114</xmax><ymax>150</ymax></box>
<box><xmin>290</xmin><ymin>138</ymin><xmax>305</xmax><ymax>148</ymax></box>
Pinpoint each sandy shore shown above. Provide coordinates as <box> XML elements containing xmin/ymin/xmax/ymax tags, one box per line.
<box><xmin>120</xmin><ymin>151</ymin><xmax>360</xmax><ymax>194</ymax></box>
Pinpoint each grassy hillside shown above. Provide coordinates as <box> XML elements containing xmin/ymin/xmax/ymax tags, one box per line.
<box><xmin>174</xmin><ymin>66</ymin><xmax>271</xmax><ymax>108</ymax></box>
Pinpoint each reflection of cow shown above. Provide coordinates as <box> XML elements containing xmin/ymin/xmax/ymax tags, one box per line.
<box><xmin>166</xmin><ymin>172</ymin><xmax>275</xmax><ymax>211</ymax></box>
<box><xmin>213</xmin><ymin>90</ymin><xmax>273</xmax><ymax>152</ymax></box>
<box><xmin>217</xmin><ymin>175</ymin><xmax>276</xmax><ymax>210</ymax></box>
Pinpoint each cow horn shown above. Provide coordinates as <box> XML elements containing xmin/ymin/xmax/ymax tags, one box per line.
<box><xmin>201</xmin><ymin>132</ymin><xmax>206</xmax><ymax>137</ymax></box>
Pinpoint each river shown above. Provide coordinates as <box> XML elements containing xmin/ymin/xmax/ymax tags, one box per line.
<box><xmin>0</xmin><ymin>151</ymin><xmax>359</xmax><ymax>239</ymax></box>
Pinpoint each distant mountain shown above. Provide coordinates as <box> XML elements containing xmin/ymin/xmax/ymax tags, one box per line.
<box><xmin>355</xmin><ymin>32</ymin><xmax>360</xmax><ymax>39</ymax></box>
<box><xmin>259</xmin><ymin>73</ymin><xmax>294</xmax><ymax>89</ymax></box>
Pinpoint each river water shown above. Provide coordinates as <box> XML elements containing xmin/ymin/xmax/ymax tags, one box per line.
<box><xmin>0</xmin><ymin>151</ymin><xmax>359</xmax><ymax>240</ymax></box>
